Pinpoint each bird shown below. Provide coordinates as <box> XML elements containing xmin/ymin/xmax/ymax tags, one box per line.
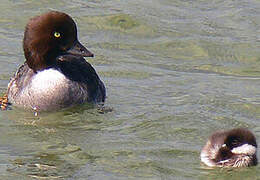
<box><xmin>200</xmin><ymin>128</ymin><xmax>257</xmax><ymax>167</ymax></box>
<box><xmin>4</xmin><ymin>11</ymin><xmax>106</xmax><ymax>112</ymax></box>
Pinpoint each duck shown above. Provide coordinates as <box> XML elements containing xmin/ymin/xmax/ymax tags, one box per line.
<box><xmin>200</xmin><ymin>128</ymin><xmax>257</xmax><ymax>168</ymax></box>
<box><xmin>5</xmin><ymin>11</ymin><xmax>106</xmax><ymax>111</ymax></box>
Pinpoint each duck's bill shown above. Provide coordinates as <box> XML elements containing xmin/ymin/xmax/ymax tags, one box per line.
<box><xmin>66</xmin><ymin>41</ymin><xmax>94</xmax><ymax>57</ymax></box>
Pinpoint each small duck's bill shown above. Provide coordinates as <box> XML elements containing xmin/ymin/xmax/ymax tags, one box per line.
<box><xmin>66</xmin><ymin>41</ymin><xmax>94</xmax><ymax>57</ymax></box>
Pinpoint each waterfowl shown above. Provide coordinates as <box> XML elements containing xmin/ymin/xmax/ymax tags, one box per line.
<box><xmin>6</xmin><ymin>11</ymin><xmax>105</xmax><ymax>111</ymax></box>
<box><xmin>201</xmin><ymin>128</ymin><xmax>257</xmax><ymax>167</ymax></box>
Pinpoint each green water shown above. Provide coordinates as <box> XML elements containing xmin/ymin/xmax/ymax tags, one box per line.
<box><xmin>0</xmin><ymin>0</ymin><xmax>259</xmax><ymax>179</ymax></box>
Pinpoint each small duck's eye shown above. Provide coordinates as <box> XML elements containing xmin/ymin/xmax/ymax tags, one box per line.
<box><xmin>54</xmin><ymin>32</ymin><xmax>61</xmax><ymax>38</ymax></box>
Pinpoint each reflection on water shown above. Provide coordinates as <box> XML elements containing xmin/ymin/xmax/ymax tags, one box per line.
<box><xmin>0</xmin><ymin>0</ymin><xmax>259</xmax><ymax>179</ymax></box>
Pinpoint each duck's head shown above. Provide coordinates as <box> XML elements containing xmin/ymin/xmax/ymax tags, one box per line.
<box><xmin>201</xmin><ymin>128</ymin><xmax>258</xmax><ymax>168</ymax></box>
<box><xmin>23</xmin><ymin>11</ymin><xmax>93</xmax><ymax>72</ymax></box>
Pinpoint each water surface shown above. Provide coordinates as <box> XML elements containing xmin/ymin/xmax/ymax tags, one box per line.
<box><xmin>0</xmin><ymin>0</ymin><xmax>259</xmax><ymax>179</ymax></box>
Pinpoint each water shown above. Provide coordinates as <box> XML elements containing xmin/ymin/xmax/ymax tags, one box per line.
<box><xmin>0</xmin><ymin>0</ymin><xmax>259</xmax><ymax>179</ymax></box>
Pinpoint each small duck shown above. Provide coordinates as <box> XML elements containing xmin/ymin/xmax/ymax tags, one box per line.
<box><xmin>6</xmin><ymin>11</ymin><xmax>106</xmax><ymax>111</ymax></box>
<box><xmin>200</xmin><ymin>128</ymin><xmax>257</xmax><ymax>167</ymax></box>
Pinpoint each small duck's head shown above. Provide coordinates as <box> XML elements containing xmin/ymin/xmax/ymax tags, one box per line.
<box><xmin>23</xmin><ymin>11</ymin><xmax>93</xmax><ymax>72</ymax></box>
<box><xmin>201</xmin><ymin>128</ymin><xmax>257</xmax><ymax>168</ymax></box>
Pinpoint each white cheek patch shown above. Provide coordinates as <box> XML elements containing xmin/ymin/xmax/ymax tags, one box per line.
<box><xmin>31</xmin><ymin>68</ymin><xmax>68</xmax><ymax>93</ymax></box>
<box><xmin>231</xmin><ymin>144</ymin><xmax>256</xmax><ymax>155</ymax></box>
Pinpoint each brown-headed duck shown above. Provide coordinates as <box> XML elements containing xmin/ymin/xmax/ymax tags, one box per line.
<box><xmin>6</xmin><ymin>11</ymin><xmax>106</xmax><ymax>111</ymax></box>
<box><xmin>201</xmin><ymin>128</ymin><xmax>257</xmax><ymax>168</ymax></box>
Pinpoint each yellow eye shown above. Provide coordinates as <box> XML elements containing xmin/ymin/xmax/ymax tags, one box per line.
<box><xmin>54</xmin><ymin>32</ymin><xmax>61</xmax><ymax>38</ymax></box>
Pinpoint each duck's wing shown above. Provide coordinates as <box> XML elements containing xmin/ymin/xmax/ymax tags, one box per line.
<box><xmin>7</xmin><ymin>63</ymin><xmax>35</xmax><ymax>106</ymax></box>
